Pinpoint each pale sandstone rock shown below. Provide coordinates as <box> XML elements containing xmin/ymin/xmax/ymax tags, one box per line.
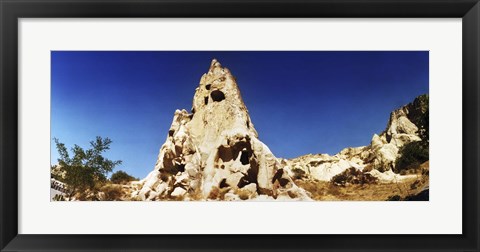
<box><xmin>171</xmin><ymin>187</ymin><xmax>187</xmax><ymax>197</ymax></box>
<box><xmin>367</xmin><ymin>169</ymin><xmax>417</xmax><ymax>183</ymax></box>
<box><xmin>285</xmin><ymin>95</ymin><xmax>427</xmax><ymax>181</ymax></box>
<box><xmin>135</xmin><ymin>59</ymin><xmax>310</xmax><ymax>201</ymax></box>
<box><xmin>236</xmin><ymin>183</ymin><xmax>258</xmax><ymax>200</ymax></box>
<box><xmin>224</xmin><ymin>192</ymin><xmax>241</xmax><ymax>201</ymax></box>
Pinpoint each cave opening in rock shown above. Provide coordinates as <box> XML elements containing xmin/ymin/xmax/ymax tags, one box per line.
<box><xmin>175</xmin><ymin>163</ymin><xmax>185</xmax><ymax>173</ymax></box>
<box><xmin>217</xmin><ymin>140</ymin><xmax>252</xmax><ymax>163</ymax></box>
<box><xmin>219</xmin><ymin>178</ymin><xmax>229</xmax><ymax>188</ymax></box>
<box><xmin>241</xmin><ymin>156</ymin><xmax>259</xmax><ymax>188</ymax></box>
<box><xmin>211</xmin><ymin>90</ymin><xmax>225</xmax><ymax>102</ymax></box>
<box><xmin>272</xmin><ymin>169</ymin><xmax>284</xmax><ymax>184</ymax></box>
<box><xmin>272</xmin><ymin>169</ymin><xmax>289</xmax><ymax>187</ymax></box>
<box><xmin>237</xmin><ymin>176</ymin><xmax>250</xmax><ymax>188</ymax></box>
<box><xmin>386</xmin><ymin>133</ymin><xmax>392</xmax><ymax>143</ymax></box>
<box><xmin>160</xmin><ymin>172</ymin><xmax>169</xmax><ymax>182</ymax></box>
<box><xmin>162</xmin><ymin>151</ymin><xmax>175</xmax><ymax>173</ymax></box>
<box><xmin>205</xmin><ymin>84</ymin><xmax>211</xmax><ymax>90</ymax></box>
<box><xmin>240</xmin><ymin>150</ymin><xmax>250</xmax><ymax>165</ymax></box>
<box><xmin>204</xmin><ymin>96</ymin><xmax>209</xmax><ymax>105</ymax></box>
<box><xmin>236</xmin><ymin>154</ymin><xmax>259</xmax><ymax>189</ymax></box>
<box><xmin>175</xmin><ymin>145</ymin><xmax>183</xmax><ymax>156</ymax></box>
<box><xmin>278</xmin><ymin>178</ymin><xmax>289</xmax><ymax>187</ymax></box>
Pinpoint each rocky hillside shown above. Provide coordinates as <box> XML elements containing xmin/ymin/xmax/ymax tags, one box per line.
<box><xmin>284</xmin><ymin>94</ymin><xmax>429</xmax><ymax>183</ymax></box>
<box><xmin>131</xmin><ymin>59</ymin><xmax>428</xmax><ymax>201</ymax></box>
<box><xmin>132</xmin><ymin>59</ymin><xmax>310</xmax><ymax>201</ymax></box>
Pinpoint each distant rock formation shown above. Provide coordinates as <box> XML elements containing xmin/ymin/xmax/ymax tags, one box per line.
<box><xmin>133</xmin><ymin>59</ymin><xmax>311</xmax><ymax>201</ymax></box>
<box><xmin>284</xmin><ymin>94</ymin><xmax>428</xmax><ymax>182</ymax></box>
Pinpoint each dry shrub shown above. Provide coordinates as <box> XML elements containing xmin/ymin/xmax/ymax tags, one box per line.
<box><xmin>238</xmin><ymin>192</ymin><xmax>250</xmax><ymax>200</ymax></box>
<box><xmin>110</xmin><ymin>170</ymin><xmax>138</xmax><ymax>184</ymax></box>
<box><xmin>291</xmin><ymin>168</ymin><xmax>307</xmax><ymax>179</ymax></box>
<box><xmin>74</xmin><ymin>190</ymin><xmax>98</xmax><ymax>201</ymax></box>
<box><xmin>287</xmin><ymin>190</ymin><xmax>298</xmax><ymax>199</ymax></box>
<box><xmin>207</xmin><ymin>186</ymin><xmax>230</xmax><ymax>200</ymax></box>
<box><xmin>331</xmin><ymin>168</ymin><xmax>378</xmax><ymax>187</ymax></box>
<box><xmin>208</xmin><ymin>187</ymin><xmax>220</xmax><ymax>200</ymax></box>
<box><xmin>188</xmin><ymin>185</ymin><xmax>204</xmax><ymax>201</ymax></box>
<box><xmin>100</xmin><ymin>184</ymin><xmax>124</xmax><ymax>201</ymax></box>
<box><xmin>362</xmin><ymin>164</ymin><xmax>373</xmax><ymax>173</ymax></box>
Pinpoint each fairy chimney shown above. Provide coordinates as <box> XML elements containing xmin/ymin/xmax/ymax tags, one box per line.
<box><xmin>134</xmin><ymin>59</ymin><xmax>310</xmax><ymax>201</ymax></box>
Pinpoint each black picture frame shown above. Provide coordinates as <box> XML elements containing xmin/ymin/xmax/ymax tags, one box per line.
<box><xmin>1</xmin><ymin>0</ymin><xmax>479</xmax><ymax>251</ymax></box>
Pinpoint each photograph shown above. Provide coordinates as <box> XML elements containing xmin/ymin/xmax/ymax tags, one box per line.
<box><xmin>2</xmin><ymin>0</ymin><xmax>477</xmax><ymax>250</ymax></box>
<box><xmin>50</xmin><ymin>51</ymin><xmax>429</xmax><ymax>201</ymax></box>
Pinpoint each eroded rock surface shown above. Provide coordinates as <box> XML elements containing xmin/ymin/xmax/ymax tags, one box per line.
<box><xmin>133</xmin><ymin>59</ymin><xmax>310</xmax><ymax>201</ymax></box>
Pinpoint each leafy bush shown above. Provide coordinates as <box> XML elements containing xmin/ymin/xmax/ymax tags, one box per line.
<box><xmin>330</xmin><ymin>168</ymin><xmax>378</xmax><ymax>186</ymax></box>
<box><xmin>110</xmin><ymin>170</ymin><xmax>138</xmax><ymax>184</ymax></box>
<box><xmin>392</xmin><ymin>94</ymin><xmax>429</xmax><ymax>174</ymax></box>
<box><xmin>394</xmin><ymin>141</ymin><xmax>428</xmax><ymax>173</ymax></box>
<box><xmin>53</xmin><ymin>136</ymin><xmax>122</xmax><ymax>197</ymax></box>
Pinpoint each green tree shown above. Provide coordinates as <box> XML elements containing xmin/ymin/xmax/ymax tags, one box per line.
<box><xmin>110</xmin><ymin>170</ymin><xmax>138</xmax><ymax>184</ymax></box>
<box><xmin>395</xmin><ymin>94</ymin><xmax>429</xmax><ymax>174</ymax></box>
<box><xmin>54</xmin><ymin>136</ymin><xmax>122</xmax><ymax>197</ymax></box>
<box><xmin>394</xmin><ymin>141</ymin><xmax>429</xmax><ymax>173</ymax></box>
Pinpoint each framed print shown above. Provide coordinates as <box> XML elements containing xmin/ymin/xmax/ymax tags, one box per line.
<box><xmin>1</xmin><ymin>0</ymin><xmax>479</xmax><ymax>251</ymax></box>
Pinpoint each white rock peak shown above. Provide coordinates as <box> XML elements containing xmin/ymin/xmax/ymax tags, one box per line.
<box><xmin>134</xmin><ymin>59</ymin><xmax>311</xmax><ymax>201</ymax></box>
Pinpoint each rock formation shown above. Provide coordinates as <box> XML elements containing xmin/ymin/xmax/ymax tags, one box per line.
<box><xmin>284</xmin><ymin>94</ymin><xmax>428</xmax><ymax>182</ymax></box>
<box><xmin>131</xmin><ymin>59</ymin><xmax>428</xmax><ymax>200</ymax></box>
<box><xmin>133</xmin><ymin>59</ymin><xmax>311</xmax><ymax>201</ymax></box>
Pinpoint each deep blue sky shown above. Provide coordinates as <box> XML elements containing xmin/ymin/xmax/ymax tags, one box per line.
<box><xmin>51</xmin><ymin>51</ymin><xmax>428</xmax><ymax>178</ymax></box>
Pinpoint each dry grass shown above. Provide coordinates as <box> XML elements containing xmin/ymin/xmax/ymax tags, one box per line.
<box><xmin>99</xmin><ymin>184</ymin><xmax>125</xmax><ymax>201</ymax></box>
<box><xmin>296</xmin><ymin>161</ymin><xmax>429</xmax><ymax>201</ymax></box>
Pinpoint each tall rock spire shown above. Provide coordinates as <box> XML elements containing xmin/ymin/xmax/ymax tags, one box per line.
<box><xmin>134</xmin><ymin>59</ymin><xmax>310</xmax><ymax>201</ymax></box>
<box><xmin>188</xmin><ymin>58</ymin><xmax>258</xmax><ymax>154</ymax></box>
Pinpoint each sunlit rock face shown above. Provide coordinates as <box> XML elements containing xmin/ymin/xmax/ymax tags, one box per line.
<box><xmin>134</xmin><ymin>59</ymin><xmax>311</xmax><ymax>201</ymax></box>
<box><xmin>285</xmin><ymin>95</ymin><xmax>428</xmax><ymax>182</ymax></box>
